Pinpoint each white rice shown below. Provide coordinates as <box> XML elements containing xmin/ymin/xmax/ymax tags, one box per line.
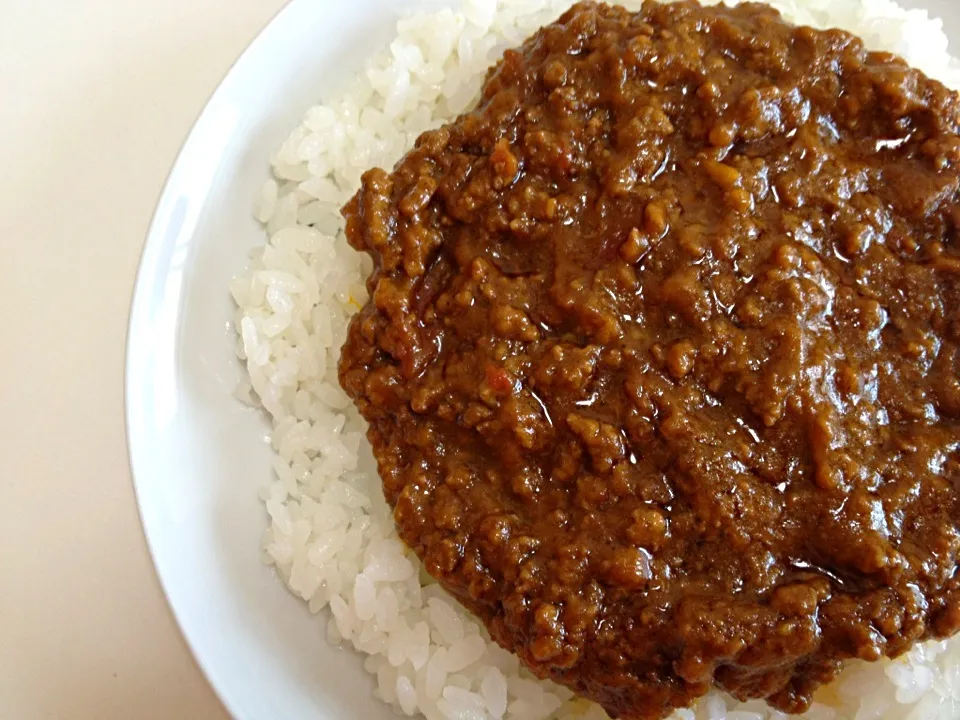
<box><xmin>231</xmin><ymin>1</ymin><xmax>960</xmax><ymax>718</ymax></box>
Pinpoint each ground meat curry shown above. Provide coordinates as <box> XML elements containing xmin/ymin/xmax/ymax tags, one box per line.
<box><xmin>338</xmin><ymin>1</ymin><xmax>960</xmax><ymax>717</ymax></box>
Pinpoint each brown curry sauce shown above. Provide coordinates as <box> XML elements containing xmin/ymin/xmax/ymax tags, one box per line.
<box><xmin>339</xmin><ymin>2</ymin><xmax>960</xmax><ymax>717</ymax></box>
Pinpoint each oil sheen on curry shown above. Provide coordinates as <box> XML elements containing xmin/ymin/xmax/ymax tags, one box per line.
<box><xmin>338</xmin><ymin>1</ymin><xmax>960</xmax><ymax>717</ymax></box>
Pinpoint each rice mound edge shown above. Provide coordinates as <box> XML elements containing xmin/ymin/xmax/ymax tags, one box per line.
<box><xmin>230</xmin><ymin>1</ymin><xmax>960</xmax><ymax>718</ymax></box>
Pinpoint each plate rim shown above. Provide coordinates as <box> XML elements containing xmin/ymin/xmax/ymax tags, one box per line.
<box><xmin>124</xmin><ymin>2</ymin><xmax>300</xmax><ymax>718</ymax></box>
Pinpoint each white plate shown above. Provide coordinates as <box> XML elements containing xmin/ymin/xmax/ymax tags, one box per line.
<box><xmin>126</xmin><ymin>1</ymin><xmax>960</xmax><ymax>719</ymax></box>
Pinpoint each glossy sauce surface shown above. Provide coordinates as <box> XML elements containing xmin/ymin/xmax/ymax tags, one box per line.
<box><xmin>339</xmin><ymin>2</ymin><xmax>960</xmax><ymax>717</ymax></box>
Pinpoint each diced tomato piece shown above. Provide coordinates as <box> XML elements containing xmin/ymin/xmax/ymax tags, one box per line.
<box><xmin>484</xmin><ymin>364</ymin><xmax>513</xmax><ymax>395</ymax></box>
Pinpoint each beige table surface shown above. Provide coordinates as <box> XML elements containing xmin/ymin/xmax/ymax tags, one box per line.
<box><xmin>3</xmin><ymin>1</ymin><xmax>960</xmax><ymax>719</ymax></box>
